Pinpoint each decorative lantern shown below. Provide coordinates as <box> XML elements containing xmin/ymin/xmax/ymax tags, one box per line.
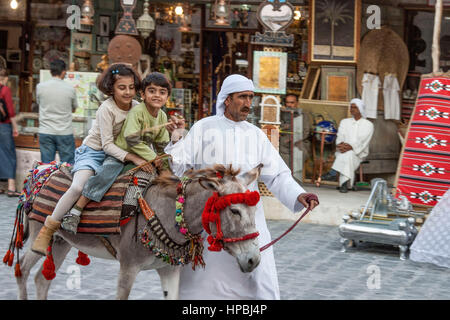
<box><xmin>80</xmin><ymin>0</ymin><xmax>94</xmax><ymax>26</ymax></box>
<box><xmin>10</xmin><ymin>0</ymin><xmax>18</xmax><ymax>10</ymax></box>
<box><xmin>214</xmin><ymin>0</ymin><xmax>231</xmax><ymax>26</ymax></box>
<box><xmin>137</xmin><ymin>0</ymin><xmax>155</xmax><ymax>39</ymax></box>
<box><xmin>115</xmin><ymin>0</ymin><xmax>138</xmax><ymax>36</ymax></box>
<box><xmin>178</xmin><ymin>4</ymin><xmax>192</xmax><ymax>32</ymax></box>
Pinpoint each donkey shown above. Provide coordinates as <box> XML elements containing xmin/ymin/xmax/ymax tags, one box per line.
<box><xmin>14</xmin><ymin>164</ymin><xmax>263</xmax><ymax>300</ymax></box>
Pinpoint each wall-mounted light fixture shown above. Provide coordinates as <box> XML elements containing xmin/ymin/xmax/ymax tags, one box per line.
<box><xmin>214</xmin><ymin>0</ymin><xmax>231</xmax><ymax>26</ymax></box>
<box><xmin>10</xmin><ymin>0</ymin><xmax>18</xmax><ymax>10</ymax></box>
<box><xmin>137</xmin><ymin>0</ymin><xmax>155</xmax><ymax>39</ymax></box>
<box><xmin>175</xmin><ymin>4</ymin><xmax>184</xmax><ymax>16</ymax></box>
<box><xmin>294</xmin><ymin>7</ymin><xmax>302</xmax><ymax>21</ymax></box>
<box><xmin>80</xmin><ymin>0</ymin><xmax>95</xmax><ymax>25</ymax></box>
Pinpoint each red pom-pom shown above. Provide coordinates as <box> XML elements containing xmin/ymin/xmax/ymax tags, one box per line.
<box><xmin>245</xmin><ymin>191</ymin><xmax>260</xmax><ymax>206</ymax></box>
<box><xmin>42</xmin><ymin>247</ymin><xmax>56</xmax><ymax>280</ymax></box>
<box><xmin>76</xmin><ymin>251</ymin><xmax>90</xmax><ymax>266</ymax></box>
<box><xmin>7</xmin><ymin>251</ymin><xmax>14</xmax><ymax>267</ymax></box>
<box><xmin>207</xmin><ymin>236</ymin><xmax>223</xmax><ymax>252</ymax></box>
<box><xmin>3</xmin><ymin>250</ymin><xmax>11</xmax><ymax>264</ymax></box>
<box><xmin>15</xmin><ymin>263</ymin><xmax>22</xmax><ymax>277</ymax></box>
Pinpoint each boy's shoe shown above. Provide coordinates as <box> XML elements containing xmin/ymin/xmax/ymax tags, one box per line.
<box><xmin>61</xmin><ymin>214</ymin><xmax>80</xmax><ymax>235</ymax></box>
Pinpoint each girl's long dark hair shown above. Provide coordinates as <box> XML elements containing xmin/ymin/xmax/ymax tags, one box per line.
<box><xmin>96</xmin><ymin>63</ymin><xmax>141</xmax><ymax>96</ymax></box>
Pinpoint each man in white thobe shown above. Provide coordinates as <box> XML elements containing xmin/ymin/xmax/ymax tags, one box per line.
<box><xmin>331</xmin><ymin>98</ymin><xmax>374</xmax><ymax>193</ymax></box>
<box><xmin>165</xmin><ymin>74</ymin><xmax>319</xmax><ymax>300</ymax></box>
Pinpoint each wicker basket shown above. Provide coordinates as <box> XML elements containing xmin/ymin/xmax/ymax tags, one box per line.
<box><xmin>357</xmin><ymin>27</ymin><xmax>409</xmax><ymax>108</ymax></box>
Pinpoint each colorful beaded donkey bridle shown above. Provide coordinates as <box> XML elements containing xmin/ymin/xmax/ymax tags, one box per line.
<box><xmin>176</xmin><ymin>175</ymin><xmax>260</xmax><ymax>252</ymax></box>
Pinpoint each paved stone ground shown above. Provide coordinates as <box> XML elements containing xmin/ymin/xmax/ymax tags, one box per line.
<box><xmin>0</xmin><ymin>193</ymin><xmax>448</xmax><ymax>300</ymax></box>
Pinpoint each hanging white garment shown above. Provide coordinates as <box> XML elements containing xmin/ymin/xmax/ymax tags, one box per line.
<box><xmin>383</xmin><ymin>74</ymin><xmax>401</xmax><ymax>120</ymax></box>
<box><xmin>361</xmin><ymin>73</ymin><xmax>380</xmax><ymax>119</ymax></box>
<box><xmin>165</xmin><ymin>115</ymin><xmax>307</xmax><ymax>300</ymax></box>
<box><xmin>331</xmin><ymin>117</ymin><xmax>374</xmax><ymax>186</ymax></box>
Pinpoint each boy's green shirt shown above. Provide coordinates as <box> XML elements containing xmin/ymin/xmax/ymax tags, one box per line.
<box><xmin>115</xmin><ymin>102</ymin><xmax>170</xmax><ymax>163</ymax></box>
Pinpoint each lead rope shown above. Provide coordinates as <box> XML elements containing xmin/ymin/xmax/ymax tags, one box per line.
<box><xmin>260</xmin><ymin>207</ymin><xmax>312</xmax><ymax>252</ymax></box>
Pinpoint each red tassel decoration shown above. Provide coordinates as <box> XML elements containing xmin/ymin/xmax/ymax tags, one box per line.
<box><xmin>14</xmin><ymin>263</ymin><xmax>22</xmax><ymax>278</ymax></box>
<box><xmin>75</xmin><ymin>251</ymin><xmax>90</xmax><ymax>266</ymax></box>
<box><xmin>3</xmin><ymin>250</ymin><xmax>11</xmax><ymax>264</ymax></box>
<box><xmin>15</xmin><ymin>224</ymin><xmax>24</xmax><ymax>249</ymax></box>
<box><xmin>42</xmin><ymin>246</ymin><xmax>56</xmax><ymax>280</ymax></box>
<box><xmin>207</xmin><ymin>236</ymin><xmax>223</xmax><ymax>252</ymax></box>
<box><xmin>7</xmin><ymin>251</ymin><xmax>14</xmax><ymax>267</ymax></box>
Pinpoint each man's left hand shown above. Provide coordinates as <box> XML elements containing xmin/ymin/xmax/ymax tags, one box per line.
<box><xmin>297</xmin><ymin>193</ymin><xmax>319</xmax><ymax>211</ymax></box>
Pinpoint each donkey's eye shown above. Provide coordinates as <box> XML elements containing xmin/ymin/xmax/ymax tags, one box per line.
<box><xmin>230</xmin><ymin>209</ymin><xmax>241</xmax><ymax>217</ymax></box>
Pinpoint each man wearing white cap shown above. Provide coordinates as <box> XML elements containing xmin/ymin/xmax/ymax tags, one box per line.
<box><xmin>165</xmin><ymin>74</ymin><xmax>319</xmax><ymax>299</ymax></box>
<box><xmin>323</xmin><ymin>98</ymin><xmax>374</xmax><ymax>193</ymax></box>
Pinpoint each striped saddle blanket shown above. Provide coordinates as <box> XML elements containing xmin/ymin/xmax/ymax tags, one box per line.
<box><xmin>29</xmin><ymin>166</ymin><xmax>132</xmax><ymax>234</ymax></box>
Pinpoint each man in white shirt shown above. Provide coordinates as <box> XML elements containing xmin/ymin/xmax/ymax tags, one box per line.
<box><xmin>165</xmin><ymin>74</ymin><xmax>319</xmax><ymax>299</ymax></box>
<box><xmin>323</xmin><ymin>98</ymin><xmax>374</xmax><ymax>193</ymax></box>
<box><xmin>37</xmin><ymin>59</ymin><xmax>77</xmax><ymax>164</ymax></box>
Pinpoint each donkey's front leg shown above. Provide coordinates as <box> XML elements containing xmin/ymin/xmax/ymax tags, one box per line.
<box><xmin>34</xmin><ymin>237</ymin><xmax>72</xmax><ymax>300</ymax></box>
<box><xmin>16</xmin><ymin>249</ymin><xmax>43</xmax><ymax>300</ymax></box>
<box><xmin>116</xmin><ymin>264</ymin><xmax>140</xmax><ymax>300</ymax></box>
<box><xmin>34</xmin><ymin>236</ymin><xmax>72</xmax><ymax>300</ymax></box>
<box><xmin>156</xmin><ymin>265</ymin><xmax>181</xmax><ymax>300</ymax></box>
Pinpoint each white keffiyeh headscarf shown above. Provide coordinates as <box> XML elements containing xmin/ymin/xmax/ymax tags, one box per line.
<box><xmin>215</xmin><ymin>74</ymin><xmax>255</xmax><ymax>116</ymax></box>
<box><xmin>350</xmin><ymin>98</ymin><xmax>366</xmax><ymax>118</ymax></box>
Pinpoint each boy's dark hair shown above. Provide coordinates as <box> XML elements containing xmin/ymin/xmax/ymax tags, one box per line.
<box><xmin>141</xmin><ymin>72</ymin><xmax>172</xmax><ymax>96</ymax></box>
<box><xmin>50</xmin><ymin>59</ymin><xmax>66</xmax><ymax>77</ymax></box>
<box><xmin>96</xmin><ymin>63</ymin><xmax>141</xmax><ymax>96</ymax></box>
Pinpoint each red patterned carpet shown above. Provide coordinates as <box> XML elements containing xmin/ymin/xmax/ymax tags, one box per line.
<box><xmin>395</xmin><ymin>75</ymin><xmax>450</xmax><ymax>207</ymax></box>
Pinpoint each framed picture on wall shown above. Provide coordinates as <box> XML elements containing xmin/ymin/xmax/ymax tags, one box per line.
<box><xmin>96</xmin><ymin>36</ymin><xmax>109</xmax><ymax>52</ymax></box>
<box><xmin>6</xmin><ymin>50</ymin><xmax>21</xmax><ymax>63</ymax></box>
<box><xmin>320</xmin><ymin>66</ymin><xmax>356</xmax><ymax>101</ymax></box>
<box><xmin>7</xmin><ymin>75</ymin><xmax>19</xmax><ymax>98</ymax></box>
<box><xmin>309</xmin><ymin>0</ymin><xmax>361</xmax><ymax>63</ymax></box>
<box><xmin>72</xmin><ymin>32</ymin><xmax>93</xmax><ymax>52</ymax></box>
<box><xmin>99</xmin><ymin>16</ymin><xmax>110</xmax><ymax>36</ymax></box>
<box><xmin>253</xmin><ymin>51</ymin><xmax>287</xmax><ymax>94</ymax></box>
<box><xmin>300</xmin><ymin>65</ymin><xmax>321</xmax><ymax>99</ymax></box>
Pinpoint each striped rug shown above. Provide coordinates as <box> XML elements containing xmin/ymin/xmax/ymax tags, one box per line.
<box><xmin>395</xmin><ymin>74</ymin><xmax>450</xmax><ymax>207</ymax></box>
<box><xmin>28</xmin><ymin>166</ymin><xmax>131</xmax><ymax>234</ymax></box>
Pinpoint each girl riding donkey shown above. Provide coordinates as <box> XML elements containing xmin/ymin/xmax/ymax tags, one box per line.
<box><xmin>61</xmin><ymin>72</ymin><xmax>184</xmax><ymax>234</ymax></box>
<box><xmin>31</xmin><ymin>64</ymin><xmax>149</xmax><ymax>255</ymax></box>
<box><xmin>31</xmin><ymin>70</ymin><xmax>185</xmax><ymax>255</ymax></box>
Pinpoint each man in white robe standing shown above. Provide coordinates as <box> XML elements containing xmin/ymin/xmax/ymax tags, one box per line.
<box><xmin>327</xmin><ymin>98</ymin><xmax>374</xmax><ymax>193</ymax></box>
<box><xmin>165</xmin><ymin>74</ymin><xmax>319</xmax><ymax>299</ymax></box>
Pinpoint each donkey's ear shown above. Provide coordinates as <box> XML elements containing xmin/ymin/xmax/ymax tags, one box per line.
<box><xmin>198</xmin><ymin>177</ymin><xmax>221</xmax><ymax>191</ymax></box>
<box><xmin>241</xmin><ymin>163</ymin><xmax>263</xmax><ymax>186</ymax></box>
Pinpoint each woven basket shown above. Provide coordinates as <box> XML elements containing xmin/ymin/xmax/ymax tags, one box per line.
<box><xmin>357</xmin><ymin>27</ymin><xmax>409</xmax><ymax>107</ymax></box>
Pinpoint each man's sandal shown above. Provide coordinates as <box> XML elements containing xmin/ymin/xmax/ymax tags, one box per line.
<box><xmin>7</xmin><ymin>190</ymin><xmax>20</xmax><ymax>197</ymax></box>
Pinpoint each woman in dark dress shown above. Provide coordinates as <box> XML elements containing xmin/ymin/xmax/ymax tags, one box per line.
<box><xmin>0</xmin><ymin>68</ymin><xmax>20</xmax><ymax>196</ymax></box>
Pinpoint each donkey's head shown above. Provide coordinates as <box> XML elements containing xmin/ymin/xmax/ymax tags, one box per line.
<box><xmin>195</xmin><ymin>164</ymin><xmax>263</xmax><ymax>273</ymax></box>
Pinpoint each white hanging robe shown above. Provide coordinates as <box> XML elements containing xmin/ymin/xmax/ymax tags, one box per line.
<box><xmin>383</xmin><ymin>74</ymin><xmax>401</xmax><ymax>120</ymax></box>
<box><xmin>331</xmin><ymin>117</ymin><xmax>374</xmax><ymax>186</ymax></box>
<box><xmin>361</xmin><ymin>73</ymin><xmax>380</xmax><ymax>119</ymax></box>
<box><xmin>165</xmin><ymin>115</ymin><xmax>306</xmax><ymax>299</ymax></box>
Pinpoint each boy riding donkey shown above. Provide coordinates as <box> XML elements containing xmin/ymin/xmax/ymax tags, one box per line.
<box><xmin>31</xmin><ymin>72</ymin><xmax>184</xmax><ymax>254</ymax></box>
